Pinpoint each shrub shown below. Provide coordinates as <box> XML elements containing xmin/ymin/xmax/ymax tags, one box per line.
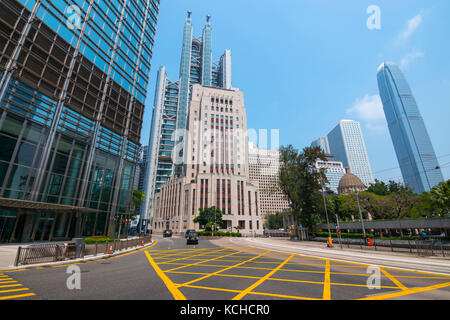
<box><xmin>84</xmin><ymin>237</ymin><xmax>117</xmax><ymax>244</ymax></box>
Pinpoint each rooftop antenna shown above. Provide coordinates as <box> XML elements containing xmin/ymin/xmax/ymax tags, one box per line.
<box><xmin>187</xmin><ymin>10</ymin><xmax>192</xmax><ymax>19</ymax></box>
<box><xmin>206</xmin><ymin>14</ymin><xmax>211</xmax><ymax>23</ymax></box>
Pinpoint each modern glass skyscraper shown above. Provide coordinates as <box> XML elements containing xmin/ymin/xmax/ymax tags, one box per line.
<box><xmin>327</xmin><ymin>120</ymin><xmax>374</xmax><ymax>187</ymax></box>
<box><xmin>0</xmin><ymin>0</ymin><xmax>159</xmax><ymax>242</ymax></box>
<box><xmin>140</xmin><ymin>13</ymin><xmax>232</xmax><ymax>229</ymax></box>
<box><xmin>310</xmin><ymin>137</ymin><xmax>331</xmax><ymax>154</ymax></box>
<box><xmin>377</xmin><ymin>62</ymin><xmax>443</xmax><ymax>194</ymax></box>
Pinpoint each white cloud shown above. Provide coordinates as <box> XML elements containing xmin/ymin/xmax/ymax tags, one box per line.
<box><xmin>347</xmin><ymin>94</ymin><xmax>385</xmax><ymax>122</ymax></box>
<box><xmin>347</xmin><ymin>94</ymin><xmax>387</xmax><ymax>134</ymax></box>
<box><xmin>400</xmin><ymin>50</ymin><xmax>424</xmax><ymax>69</ymax></box>
<box><xmin>398</xmin><ymin>12</ymin><xmax>423</xmax><ymax>41</ymax></box>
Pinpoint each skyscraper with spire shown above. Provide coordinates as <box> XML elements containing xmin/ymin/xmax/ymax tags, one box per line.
<box><xmin>140</xmin><ymin>12</ymin><xmax>232</xmax><ymax>230</ymax></box>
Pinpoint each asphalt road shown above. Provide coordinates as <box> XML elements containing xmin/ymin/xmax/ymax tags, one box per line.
<box><xmin>1</xmin><ymin>236</ymin><xmax>450</xmax><ymax>300</ymax></box>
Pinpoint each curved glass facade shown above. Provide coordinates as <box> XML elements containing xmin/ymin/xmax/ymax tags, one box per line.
<box><xmin>377</xmin><ymin>62</ymin><xmax>443</xmax><ymax>194</ymax></box>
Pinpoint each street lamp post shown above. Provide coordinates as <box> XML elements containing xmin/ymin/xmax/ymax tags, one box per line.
<box><xmin>336</xmin><ymin>214</ymin><xmax>343</xmax><ymax>249</ymax></box>
<box><xmin>354</xmin><ymin>186</ymin><xmax>367</xmax><ymax>241</ymax></box>
<box><xmin>321</xmin><ymin>182</ymin><xmax>332</xmax><ymax>239</ymax></box>
<box><xmin>319</xmin><ymin>174</ymin><xmax>332</xmax><ymax>247</ymax></box>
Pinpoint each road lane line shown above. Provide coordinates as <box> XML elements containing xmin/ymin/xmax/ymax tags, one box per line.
<box><xmin>323</xmin><ymin>260</ymin><xmax>331</xmax><ymax>300</ymax></box>
<box><xmin>0</xmin><ymin>284</ymin><xmax>22</xmax><ymax>288</ymax></box>
<box><xmin>249</xmin><ymin>291</ymin><xmax>320</xmax><ymax>300</ymax></box>
<box><xmin>0</xmin><ymin>288</ymin><xmax>29</xmax><ymax>294</ymax></box>
<box><xmin>158</xmin><ymin>247</ymin><xmax>232</xmax><ymax>267</ymax></box>
<box><xmin>0</xmin><ymin>293</ymin><xmax>35</xmax><ymax>300</ymax></box>
<box><xmin>181</xmin><ymin>284</ymin><xmax>241</xmax><ymax>294</ymax></box>
<box><xmin>232</xmin><ymin>254</ymin><xmax>295</xmax><ymax>300</ymax></box>
<box><xmin>358</xmin><ymin>281</ymin><xmax>450</xmax><ymax>300</ymax></box>
<box><xmin>380</xmin><ymin>268</ymin><xmax>408</xmax><ymax>291</ymax></box>
<box><xmin>144</xmin><ymin>250</ymin><xmax>186</xmax><ymax>300</ymax></box>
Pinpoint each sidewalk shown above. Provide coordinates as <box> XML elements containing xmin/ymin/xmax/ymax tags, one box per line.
<box><xmin>0</xmin><ymin>237</ymin><xmax>154</xmax><ymax>271</ymax></box>
<box><xmin>223</xmin><ymin>237</ymin><xmax>450</xmax><ymax>275</ymax></box>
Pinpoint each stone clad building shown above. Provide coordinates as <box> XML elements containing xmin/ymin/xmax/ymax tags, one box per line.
<box><xmin>248</xmin><ymin>144</ymin><xmax>290</xmax><ymax>219</ymax></box>
<box><xmin>152</xmin><ymin>85</ymin><xmax>263</xmax><ymax>235</ymax></box>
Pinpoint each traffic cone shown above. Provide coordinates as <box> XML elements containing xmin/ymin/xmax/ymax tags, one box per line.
<box><xmin>141</xmin><ymin>240</ymin><xmax>144</xmax><ymax>246</ymax></box>
<box><xmin>108</xmin><ymin>244</ymin><xmax>113</xmax><ymax>254</ymax></box>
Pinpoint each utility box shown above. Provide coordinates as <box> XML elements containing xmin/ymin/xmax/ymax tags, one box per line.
<box><xmin>71</xmin><ymin>238</ymin><xmax>85</xmax><ymax>258</ymax></box>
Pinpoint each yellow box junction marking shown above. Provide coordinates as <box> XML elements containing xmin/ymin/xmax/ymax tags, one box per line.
<box><xmin>0</xmin><ymin>273</ymin><xmax>35</xmax><ymax>300</ymax></box>
<box><xmin>323</xmin><ymin>260</ymin><xmax>331</xmax><ymax>300</ymax></box>
<box><xmin>144</xmin><ymin>250</ymin><xmax>186</xmax><ymax>300</ymax></box>
<box><xmin>380</xmin><ymin>267</ymin><xmax>408</xmax><ymax>291</ymax></box>
<box><xmin>232</xmin><ymin>254</ymin><xmax>295</xmax><ymax>300</ymax></box>
<box><xmin>143</xmin><ymin>246</ymin><xmax>450</xmax><ymax>301</ymax></box>
<box><xmin>359</xmin><ymin>281</ymin><xmax>450</xmax><ymax>300</ymax></box>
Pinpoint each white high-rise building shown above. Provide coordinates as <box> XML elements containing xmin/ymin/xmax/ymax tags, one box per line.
<box><xmin>327</xmin><ymin>120</ymin><xmax>374</xmax><ymax>187</ymax></box>
<box><xmin>315</xmin><ymin>157</ymin><xmax>346</xmax><ymax>194</ymax></box>
<box><xmin>248</xmin><ymin>143</ymin><xmax>290</xmax><ymax>219</ymax></box>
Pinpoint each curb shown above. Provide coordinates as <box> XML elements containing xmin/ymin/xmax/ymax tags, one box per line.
<box><xmin>0</xmin><ymin>240</ymin><xmax>155</xmax><ymax>272</ymax></box>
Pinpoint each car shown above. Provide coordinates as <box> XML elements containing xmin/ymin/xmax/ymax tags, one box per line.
<box><xmin>185</xmin><ymin>229</ymin><xmax>196</xmax><ymax>238</ymax></box>
<box><xmin>186</xmin><ymin>232</ymin><xmax>199</xmax><ymax>245</ymax></box>
<box><xmin>163</xmin><ymin>229</ymin><xmax>172</xmax><ymax>237</ymax></box>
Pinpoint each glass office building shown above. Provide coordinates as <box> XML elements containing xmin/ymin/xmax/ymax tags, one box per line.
<box><xmin>0</xmin><ymin>0</ymin><xmax>159</xmax><ymax>242</ymax></box>
<box><xmin>310</xmin><ymin>137</ymin><xmax>331</xmax><ymax>154</ymax></box>
<box><xmin>140</xmin><ymin>13</ymin><xmax>232</xmax><ymax>229</ymax></box>
<box><xmin>327</xmin><ymin>120</ymin><xmax>374</xmax><ymax>187</ymax></box>
<box><xmin>377</xmin><ymin>62</ymin><xmax>443</xmax><ymax>194</ymax></box>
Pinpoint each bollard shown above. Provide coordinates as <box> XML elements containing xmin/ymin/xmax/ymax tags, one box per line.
<box><xmin>14</xmin><ymin>246</ymin><xmax>22</xmax><ymax>266</ymax></box>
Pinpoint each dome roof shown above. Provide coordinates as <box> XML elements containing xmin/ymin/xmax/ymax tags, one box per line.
<box><xmin>338</xmin><ymin>167</ymin><xmax>365</xmax><ymax>193</ymax></box>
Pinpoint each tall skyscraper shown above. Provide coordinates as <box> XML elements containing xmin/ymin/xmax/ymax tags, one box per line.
<box><xmin>0</xmin><ymin>0</ymin><xmax>159</xmax><ymax>242</ymax></box>
<box><xmin>248</xmin><ymin>143</ymin><xmax>290</xmax><ymax>219</ymax></box>
<box><xmin>327</xmin><ymin>120</ymin><xmax>374</xmax><ymax>187</ymax></box>
<box><xmin>141</xmin><ymin>13</ymin><xmax>232</xmax><ymax>229</ymax></box>
<box><xmin>152</xmin><ymin>85</ymin><xmax>262</xmax><ymax>235</ymax></box>
<box><xmin>377</xmin><ymin>62</ymin><xmax>444</xmax><ymax>194</ymax></box>
<box><xmin>311</xmin><ymin>137</ymin><xmax>331</xmax><ymax>154</ymax></box>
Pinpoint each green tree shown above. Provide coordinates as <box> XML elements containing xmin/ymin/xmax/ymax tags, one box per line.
<box><xmin>278</xmin><ymin>145</ymin><xmax>327</xmax><ymax>236</ymax></box>
<box><xmin>424</xmin><ymin>180</ymin><xmax>450</xmax><ymax>217</ymax></box>
<box><xmin>193</xmin><ymin>207</ymin><xmax>223</xmax><ymax>231</ymax></box>
<box><xmin>265</xmin><ymin>212</ymin><xmax>284</xmax><ymax>229</ymax></box>
<box><xmin>367</xmin><ymin>179</ymin><xmax>390</xmax><ymax>196</ymax></box>
<box><xmin>131</xmin><ymin>190</ymin><xmax>145</xmax><ymax>219</ymax></box>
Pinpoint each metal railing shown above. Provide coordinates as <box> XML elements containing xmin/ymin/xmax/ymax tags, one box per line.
<box><xmin>313</xmin><ymin>237</ymin><xmax>449</xmax><ymax>257</ymax></box>
<box><xmin>14</xmin><ymin>236</ymin><xmax>152</xmax><ymax>266</ymax></box>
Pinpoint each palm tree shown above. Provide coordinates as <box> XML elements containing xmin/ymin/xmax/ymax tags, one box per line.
<box><xmin>427</xmin><ymin>180</ymin><xmax>450</xmax><ymax>217</ymax></box>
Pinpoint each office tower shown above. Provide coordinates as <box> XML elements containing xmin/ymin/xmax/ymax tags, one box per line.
<box><xmin>377</xmin><ymin>62</ymin><xmax>444</xmax><ymax>194</ymax></box>
<box><xmin>152</xmin><ymin>85</ymin><xmax>262</xmax><ymax>235</ymax></box>
<box><xmin>315</xmin><ymin>155</ymin><xmax>346</xmax><ymax>194</ymax></box>
<box><xmin>327</xmin><ymin>120</ymin><xmax>374</xmax><ymax>187</ymax></box>
<box><xmin>0</xmin><ymin>0</ymin><xmax>159</xmax><ymax>242</ymax></box>
<box><xmin>311</xmin><ymin>137</ymin><xmax>331</xmax><ymax>154</ymax></box>
<box><xmin>141</xmin><ymin>13</ymin><xmax>232</xmax><ymax>229</ymax></box>
<box><xmin>137</xmin><ymin>146</ymin><xmax>149</xmax><ymax>193</ymax></box>
<box><xmin>248</xmin><ymin>144</ymin><xmax>290</xmax><ymax>219</ymax></box>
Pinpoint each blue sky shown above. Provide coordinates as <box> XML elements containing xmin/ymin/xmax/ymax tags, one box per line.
<box><xmin>141</xmin><ymin>0</ymin><xmax>450</xmax><ymax>182</ymax></box>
